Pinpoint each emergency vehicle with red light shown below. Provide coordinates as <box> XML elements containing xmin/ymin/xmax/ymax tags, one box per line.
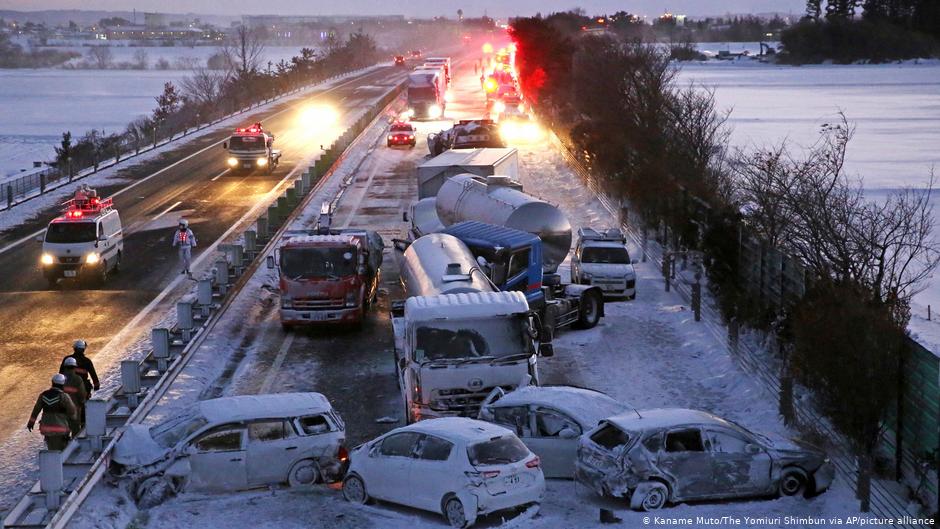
<box><xmin>222</xmin><ymin>123</ymin><xmax>281</xmax><ymax>173</ymax></box>
<box><xmin>387</xmin><ymin>121</ymin><xmax>417</xmax><ymax>147</ymax></box>
<box><xmin>38</xmin><ymin>185</ymin><xmax>124</xmax><ymax>288</ymax></box>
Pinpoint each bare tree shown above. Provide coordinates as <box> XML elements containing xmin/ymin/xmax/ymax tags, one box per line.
<box><xmin>86</xmin><ymin>46</ymin><xmax>113</xmax><ymax>69</ymax></box>
<box><xmin>181</xmin><ymin>66</ymin><xmax>225</xmax><ymax>107</ymax></box>
<box><xmin>734</xmin><ymin>143</ymin><xmax>796</xmax><ymax>248</ymax></box>
<box><xmin>132</xmin><ymin>49</ymin><xmax>148</xmax><ymax>69</ymax></box>
<box><xmin>222</xmin><ymin>25</ymin><xmax>265</xmax><ymax>77</ymax></box>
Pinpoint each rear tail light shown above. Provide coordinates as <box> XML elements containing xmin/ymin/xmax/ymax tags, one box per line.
<box><xmin>482</xmin><ymin>470</ymin><xmax>500</xmax><ymax>479</ymax></box>
<box><xmin>525</xmin><ymin>456</ymin><xmax>541</xmax><ymax>469</ymax></box>
<box><xmin>338</xmin><ymin>445</ymin><xmax>349</xmax><ymax>462</ymax></box>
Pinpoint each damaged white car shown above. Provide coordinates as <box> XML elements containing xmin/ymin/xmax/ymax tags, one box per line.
<box><xmin>342</xmin><ymin>417</ymin><xmax>544</xmax><ymax>528</ymax></box>
<box><xmin>110</xmin><ymin>393</ymin><xmax>347</xmax><ymax>507</ymax></box>
<box><xmin>478</xmin><ymin>385</ymin><xmax>630</xmax><ymax>478</ymax></box>
<box><xmin>575</xmin><ymin>408</ymin><xmax>834</xmax><ymax>511</ymax></box>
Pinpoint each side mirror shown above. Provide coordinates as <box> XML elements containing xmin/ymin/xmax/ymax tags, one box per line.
<box><xmin>538</xmin><ymin>342</ymin><xmax>554</xmax><ymax>357</ymax></box>
<box><xmin>745</xmin><ymin>443</ymin><xmax>761</xmax><ymax>455</ymax></box>
<box><xmin>222</xmin><ymin>142</ymin><xmax>227</xmax><ymax>149</ymax></box>
<box><xmin>631</xmin><ymin>258</ymin><xmax>639</xmax><ymax>265</ymax></box>
<box><xmin>559</xmin><ymin>427</ymin><xmax>578</xmax><ymax>439</ymax></box>
<box><xmin>35</xmin><ymin>235</ymin><xmax>44</xmax><ymax>243</ymax></box>
<box><xmin>402</xmin><ymin>211</ymin><xmax>409</xmax><ymax>222</ymax></box>
<box><xmin>98</xmin><ymin>235</ymin><xmax>108</xmax><ymax>242</ymax></box>
<box><xmin>266</xmin><ymin>255</ymin><xmax>275</xmax><ymax>269</ymax></box>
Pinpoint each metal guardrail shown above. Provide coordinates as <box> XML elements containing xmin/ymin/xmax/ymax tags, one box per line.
<box><xmin>2</xmin><ymin>77</ymin><xmax>406</xmax><ymax>529</ymax></box>
<box><xmin>550</xmin><ymin>132</ymin><xmax>924</xmax><ymax>527</ymax></box>
<box><xmin>0</xmin><ymin>64</ymin><xmax>386</xmax><ymax>212</ymax></box>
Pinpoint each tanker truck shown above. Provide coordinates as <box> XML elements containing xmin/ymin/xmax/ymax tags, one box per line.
<box><xmin>392</xmin><ymin>233</ymin><xmax>553</xmax><ymax>424</ymax></box>
<box><xmin>405</xmin><ymin>173</ymin><xmax>605</xmax><ymax>332</ymax></box>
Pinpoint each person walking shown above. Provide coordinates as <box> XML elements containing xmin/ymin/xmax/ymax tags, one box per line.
<box><xmin>60</xmin><ymin>339</ymin><xmax>100</xmax><ymax>397</ymax></box>
<box><xmin>61</xmin><ymin>357</ymin><xmax>88</xmax><ymax>435</ymax></box>
<box><xmin>26</xmin><ymin>374</ymin><xmax>77</xmax><ymax>451</ymax></box>
<box><xmin>172</xmin><ymin>219</ymin><xmax>197</xmax><ymax>275</ymax></box>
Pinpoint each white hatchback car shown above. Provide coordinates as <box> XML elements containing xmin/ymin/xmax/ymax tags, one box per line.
<box><xmin>478</xmin><ymin>385</ymin><xmax>631</xmax><ymax>478</ymax></box>
<box><xmin>342</xmin><ymin>417</ymin><xmax>545</xmax><ymax>528</ymax></box>
<box><xmin>111</xmin><ymin>393</ymin><xmax>347</xmax><ymax>506</ymax></box>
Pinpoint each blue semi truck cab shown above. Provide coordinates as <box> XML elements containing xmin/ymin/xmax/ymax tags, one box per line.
<box><xmin>443</xmin><ymin>221</ymin><xmax>604</xmax><ymax>332</ymax></box>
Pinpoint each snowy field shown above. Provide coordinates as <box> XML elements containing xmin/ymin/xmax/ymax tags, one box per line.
<box><xmin>0</xmin><ymin>46</ymin><xmax>313</xmax><ymax>178</ymax></box>
<box><xmin>65</xmin><ymin>58</ymin><xmax>899</xmax><ymax>529</ymax></box>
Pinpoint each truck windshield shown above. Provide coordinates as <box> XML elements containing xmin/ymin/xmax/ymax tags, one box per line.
<box><xmin>228</xmin><ymin>135</ymin><xmax>264</xmax><ymax>150</ymax></box>
<box><xmin>281</xmin><ymin>247</ymin><xmax>356</xmax><ymax>279</ymax></box>
<box><xmin>581</xmin><ymin>247</ymin><xmax>630</xmax><ymax>264</ymax></box>
<box><xmin>45</xmin><ymin>222</ymin><xmax>96</xmax><ymax>243</ymax></box>
<box><xmin>414</xmin><ymin>315</ymin><xmax>533</xmax><ymax>363</ymax></box>
<box><xmin>408</xmin><ymin>86</ymin><xmax>436</xmax><ymax>100</ymax></box>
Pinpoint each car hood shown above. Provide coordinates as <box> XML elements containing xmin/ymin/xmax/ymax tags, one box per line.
<box><xmin>580</xmin><ymin>262</ymin><xmax>636</xmax><ymax>277</ymax></box>
<box><xmin>112</xmin><ymin>424</ymin><xmax>169</xmax><ymax>467</ymax></box>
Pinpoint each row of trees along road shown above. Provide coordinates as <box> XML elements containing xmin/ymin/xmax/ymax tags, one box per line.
<box><xmin>511</xmin><ymin>10</ymin><xmax>940</xmax><ymax>514</ymax></box>
<box><xmin>53</xmin><ymin>28</ymin><xmax>381</xmax><ymax>177</ymax></box>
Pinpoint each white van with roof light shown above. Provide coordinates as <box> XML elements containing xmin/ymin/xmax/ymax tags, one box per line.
<box><xmin>38</xmin><ymin>185</ymin><xmax>123</xmax><ymax>288</ymax></box>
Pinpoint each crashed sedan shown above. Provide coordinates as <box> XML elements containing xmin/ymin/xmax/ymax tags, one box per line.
<box><xmin>478</xmin><ymin>385</ymin><xmax>630</xmax><ymax>478</ymax></box>
<box><xmin>575</xmin><ymin>408</ymin><xmax>834</xmax><ymax>511</ymax></box>
<box><xmin>110</xmin><ymin>392</ymin><xmax>347</xmax><ymax>507</ymax></box>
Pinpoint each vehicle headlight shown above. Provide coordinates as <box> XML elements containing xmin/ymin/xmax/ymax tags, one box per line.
<box><xmin>517</xmin><ymin>104</ymin><xmax>525</xmax><ymax>112</ymax></box>
<box><xmin>428</xmin><ymin>104</ymin><xmax>442</xmax><ymax>118</ymax></box>
<box><xmin>256</xmin><ymin>157</ymin><xmax>268</xmax><ymax>167</ymax></box>
<box><xmin>227</xmin><ymin>157</ymin><xmax>238</xmax><ymax>167</ymax></box>
<box><xmin>388</xmin><ymin>135</ymin><xmax>393</xmax><ymax>140</ymax></box>
<box><xmin>345</xmin><ymin>291</ymin><xmax>358</xmax><ymax>307</ymax></box>
<box><xmin>40</xmin><ymin>253</ymin><xmax>54</xmax><ymax>266</ymax></box>
<box><xmin>85</xmin><ymin>253</ymin><xmax>100</xmax><ymax>264</ymax></box>
<box><xmin>493</xmin><ymin>101</ymin><xmax>506</xmax><ymax>113</ymax></box>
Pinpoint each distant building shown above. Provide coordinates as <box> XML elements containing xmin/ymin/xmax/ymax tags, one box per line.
<box><xmin>144</xmin><ymin>12</ymin><xmax>167</xmax><ymax>28</ymax></box>
<box><xmin>241</xmin><ymin>14</ymin><xmax>404</xmax><ymax>28</ymax></box>
<box><xmin>104</xmin><ymin>25</ymin><xmax>205</xmax><ymax>41</ymax></box>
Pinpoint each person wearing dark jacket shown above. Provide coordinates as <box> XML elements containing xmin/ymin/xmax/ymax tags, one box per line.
<box><xmin>60</xmin><ymin>339</ymin><xmax>99</xmax><ymax>396</ymax></box>
<box><xmin>61</xmin><ymin>357</ymin><xmax>88</xmax><ymax>435</ymax></box>
<box><xmin>27</xmin><ymin>374</ymin><xmax>77</xmax><ymax>451</ymax></box>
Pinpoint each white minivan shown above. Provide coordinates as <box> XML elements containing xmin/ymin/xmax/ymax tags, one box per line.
<box><xmin>39</xmin><ymin>186</ymin><xmax>123</xmax><ymax>288</ymax></box>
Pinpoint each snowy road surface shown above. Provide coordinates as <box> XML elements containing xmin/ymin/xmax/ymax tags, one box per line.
<box><xmin>0</xmin><ymin>65</ymin><xmax>409</xmax><ymax>516</ymax></box>
<box><xmin>62</xmin><ymin>54</ymin><xmax>891</xmax><ymax>529</ymax></box>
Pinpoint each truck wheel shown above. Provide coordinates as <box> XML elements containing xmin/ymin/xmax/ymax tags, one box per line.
<box><xmin>575</xmin><ymin>292</ymin><xmax>601</xmax><ymax>329</ymax></box>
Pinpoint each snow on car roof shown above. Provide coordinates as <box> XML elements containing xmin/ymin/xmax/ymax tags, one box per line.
<box><xmin>606</xmin><ymin>408</ymin><xmax>728</xmax><ymax>432</ymax></box>
<box><xmin>405</xmin><ymin>291</ymin><xmax>529</xmax><ymax>320</ymax></box>
<box><xmin>403</xmin><ymin>417</ymin><xmax>513</xmax><ymax>443</ymax></box>
<box><xmin>489</xmin><ymin>386</ymin><xmax>630</xmax><ymax>429</ymax></box>
<box><xmin>197</xmin><ymin>392</ymin><xmax>332</xmax><ymax>423</ymax></box>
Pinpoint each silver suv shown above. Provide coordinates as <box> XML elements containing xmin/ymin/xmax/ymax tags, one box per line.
<box><xmin>571</xmin><ymin>228</ymin><xmax>637</xmax><ymax>299</ymax></box>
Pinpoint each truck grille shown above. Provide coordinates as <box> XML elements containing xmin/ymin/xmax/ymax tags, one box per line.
<box><xmin>431</xmin><ymin>385</ymin><xmax>514</xmax><ymax>415</ymax></box>
<box><xmin>293</xmin><ymin>298</ymin><xmax>345</xmax><ymax>309</ymax></box>
<box><xmin>58</xmin><ymin>257</ymin><xmax>81</xmax><ymax>264</ymax></box>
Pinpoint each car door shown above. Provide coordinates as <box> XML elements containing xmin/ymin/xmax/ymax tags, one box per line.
<box><xmin>366</xmin><ymin>432</ymin><xmax>421</xmax><ymax>504</ymax></box>
<box><xmin>409</xmin><ymin>434</ymin><xmax>455</xmax><ymax>511</ymax></box>
<box><xmin>186</xmin><ymin>424</ymin><xmax>248</xmax><ymax>491</ymax></box>
<box><xmin>526</xmin><ymin>406</ymin><xmax>582</xmax><ymax>478</ymax></box>
<box><xmin>706</xmin><ymin>427</ymin><xmax>773</xmax><ymax>497</ymax></box>
<box><xmin>657</xmin><ymin>428</ymin><xmax>714</xmax><ymax>500</ymax></box>
<box><xmin>488</xmin><ymin>405</ymin><xmax>532</xmax><ymax>438</ymax></box>
<box><xmin>246</xmin><ymin>419</ymin><xmax>298</xmax><ymax>486</ymax></box>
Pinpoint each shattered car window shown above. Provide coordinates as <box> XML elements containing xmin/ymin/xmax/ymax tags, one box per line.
<box><xmin>535</xmin><ymin>408</ymin><xmax>580</xmax><ymax>437</ymax></box>
<box><xmin>643</xmin><ymin>432</ymin><xmax>663</xmax><ymax>453</ymax></box>
<box><xmin>707</xmin><ymin>429</ymin><xmax>752</xmax><ymax>454</ymax></box>
<box><xmin>150</xmin><ymin>409</ymin><xmax>209</xmax><ymax>448</ymax></box>
<box><xmin>249</xmin><ymin>420</ymin><xmax>291</xmax><ymax>442</ymax></box>
<box><xmin>298</xmin><ymin>415</ymin><xmax>331</xmax><ymax>435</ymax></box>
<box><xmin>665</xmin><ymin>429</ymin><xmax>705</xmax><ymax>452</ymax></box>
<box><xmin>493</xmin><ymin>406</ymin><xmax>531</xmax><ymax>437</ymax></box>
<box><xmin>590</xmin><ymin>424</ymin><xmax>631</xmax><ymax>451</ymax></box>
<box><xmin>468</xmin><ymin>436</ymin><xmax>529</xmax><ymax>466</ymax></box>
<box><xmin>195</xmin><ymin>427</ymin><xmax>244</xmax><ymax>452</ymax></box>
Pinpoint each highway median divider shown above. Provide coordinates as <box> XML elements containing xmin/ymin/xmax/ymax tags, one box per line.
<box><xmin>2</xmin><ymin>77</ymin><xmax>407</xmax><ymax>529</ymax></box>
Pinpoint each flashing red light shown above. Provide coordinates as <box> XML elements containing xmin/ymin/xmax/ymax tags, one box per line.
<box><xmin>66</xmin><ymin>210</ymin><xmax>83</xmax><ymax>218</ymax></box>
<box><xmin>525</xmin><ymin>456</ymin><xmax>541</xmax><ymax>468</ymax></box>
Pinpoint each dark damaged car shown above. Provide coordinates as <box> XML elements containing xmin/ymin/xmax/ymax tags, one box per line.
<box><xmin>575</xmin><ymin>408</ymin><xmax>834</xmax><ymax>511</ymax></box>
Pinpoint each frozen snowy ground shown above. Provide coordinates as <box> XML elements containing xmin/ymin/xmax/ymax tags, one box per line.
<box><xmin>65</xmin><ymin>56</ymin><xmax>902</xmax><ymax>529</ymax></box>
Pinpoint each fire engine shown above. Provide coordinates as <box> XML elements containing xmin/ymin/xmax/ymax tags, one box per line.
<box><xmin>222</xmin><ymin>123</ymin><xmax>281</xmax><ymax>174</ymax></box>
<box><xmin>39</xmin><ymin>185</ymin><xmax>124</xmax><ymax>288</ymax></box>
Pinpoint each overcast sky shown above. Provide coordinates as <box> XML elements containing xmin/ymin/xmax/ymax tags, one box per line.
<box><xmin>0</xmin><ymin>0</ymin><xmax>805</xmax><ymax>20</ymax></box>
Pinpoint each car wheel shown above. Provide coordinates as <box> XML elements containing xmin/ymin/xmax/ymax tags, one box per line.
<box><xmin>287</xmin><ymin>459</ymin><xmax>320</xmax><ymax>487</ymax></box>
<box><xmin>342</xmin><ymin>474</ymin><xmax>369</xmax><ymax>504</ymax></box>
<box><xmin>443</xmin><ymin>496</ymin><xmax>469</xmax><ymax>528</ymax></box>
<box><xmin>98</xmin><ymin>260</ymin><xmax>109</xmax><ymax>286</ymax></box>
<box><xmin>575</xmin><ymin>292</ymin><xmax>601</xmax><ymax>329</ymax></box>
<box><xmin>632</xmin><ymin>481</ymin><xmax>668</xmax><ymax>511</ymax></box>
<box><xmin>135</xmin><ymin>476</ymin><xmax>174</xmax><ymax>509</ymax></box>
<box><xmin>779</xmin><ymin>468</ymin><xmax>807</xmax><ymax>497</ymax></box>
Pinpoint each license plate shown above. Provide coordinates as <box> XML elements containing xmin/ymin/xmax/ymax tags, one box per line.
<box><xmin>302</xmin><ymin>311</ymin><xmax>330</xmax><ymax>321</ymax></box>
<box><xmin>64</xmin><ymin>270</ymin><xmax>77</xmax><ymax>277</ymax></box>
<box><xmin>504</xmin><ymin>474</ymin><xmax>520</xmax><ymax>486</ymax></box>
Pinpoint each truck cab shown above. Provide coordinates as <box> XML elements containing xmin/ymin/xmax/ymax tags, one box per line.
<box><xmin>571</xmin><ymin>227</ymin><xmax>637</xmax><ymax>299</ymax></box>
<box><xmin>267</xmin><ymin>226</ymin><xmax>383</xmax><ymax>329</ymax></box>
<box><xmin>39</xmin><ymin>185</ymin><xmax>123</xmax><ymax>288</ymax></box>
<box><xmin>223</xmin><ymin>123</ymin><xmax>281</xmax><ymax>174</ymax></box>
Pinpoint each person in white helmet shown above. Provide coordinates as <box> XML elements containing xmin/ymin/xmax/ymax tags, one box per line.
<box><xmin>26</xmin><ymin>374</ymin><xmax>77</xmax><ymax>450</ymax></box>
<box><xmin>172</xmin><ymin>219</ymin><xmax>197</xmax><ymax>275</ymax></box>
<box><xmin>61</xmin><ymin>357</ymin><xmax>87</xmax><ymax>435</ymax></box>
<box><xmin>60</xmin><ymin>339</ymin><xmax>100</xmax><ymax>396</ymax></box>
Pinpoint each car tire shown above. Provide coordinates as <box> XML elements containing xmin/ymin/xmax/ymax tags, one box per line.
<box><xmin>443</xmin><ymin>496</ymin><xmax>469</xmax><ymax>528</ymax></box>
<box><xmin>779</xmin><ymin>468</ymin><xmax>807</xmax><ymax>497</ymax></box>
<box><xmin>342</xmin><ymin>474</ymin><xmax>369</xmax><ymax>504</ymax></box>
<box><xmin>631</xmin><ymin>481</ymin><xmax>668</xmax><ymax>511</ymax></box>
<box><xmin>135</xmin><ymin>476</ymin><xmax>174</xmax><ymax>509</ymax></box>
<box><xmin>575</xmin><ymin>292</ymin><xmax>601</xmax><ymax>329</ymax></box>
<box><xmin>287</xmin><ymin>459</ymin><xmax>320</xmax><ymax>487</ymax></box>
<box><xmin>98</xmin><ymin>260</ymin><xmax>109</xmax><ymax>286</ymax></box>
